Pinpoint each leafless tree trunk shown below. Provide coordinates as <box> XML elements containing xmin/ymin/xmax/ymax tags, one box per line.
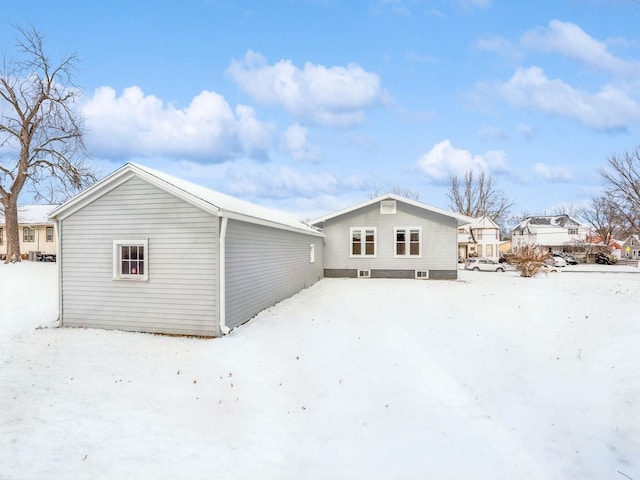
<box><xmin>598</xmin><ymin>145</ymin><xmax>640</xmax><ymax>236</ymax></box>
<box><xmin>447</xmin><ymin>171</ymin><xmax>513</xmax><ymax>225</ymax></box>
<box><xmin>1</xmin><ymin>25</ymin><xmax>96</xmax><ymax>263</ymax></box>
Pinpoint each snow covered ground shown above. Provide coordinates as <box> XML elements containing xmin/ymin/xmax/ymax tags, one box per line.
<box><xmin>1</xmin><ymin>262</ymin><xmax>639</xmax><ymax>480</ymax></box>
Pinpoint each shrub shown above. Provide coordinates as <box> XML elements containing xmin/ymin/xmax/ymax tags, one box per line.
<box><xmin>509</xmin><ymin>245</ymin><xmax>551</xmax><ymax>277</ymax></box>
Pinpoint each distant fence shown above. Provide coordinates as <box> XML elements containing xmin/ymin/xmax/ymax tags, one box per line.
<box><xmin>617</xmin><ymin>259</ymin><xmax>639</xmax><ymax>267</ymax></box>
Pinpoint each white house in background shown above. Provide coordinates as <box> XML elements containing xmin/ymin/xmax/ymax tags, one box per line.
<box><xmin>457</xmin><ymin>215</ymin><xmax>502</xmax><ymax>260</ymax></box>
<box><xmin>49</xmin><ymin>163</ymin><xmax>324</xmax><ymax>337</ymax></box>
<box><xmin>310</xmin><ymin>194</ymin><xmax>474</xmax><ymax>280</ymax></box>
<box><xmin>0</xmin><ymin>205</ymin><xmax>58</xmax><ymax>260</ymax></box>
<box><xmin>511</xmin><ymin>214</ymin><xmax>589</xmax><ymax>251</ymax></box>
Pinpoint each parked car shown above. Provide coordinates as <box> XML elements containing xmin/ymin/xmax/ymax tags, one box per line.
<box><xmin>550</xmin><ymin>255</ymin><xmax>567</xmax><ymax>267</ymax></box>
<box><xmin>540</xmin><ymin>264</ymin><xmax>558</xmax><ymax>273</ymax></box>
<box><xmin>595</xmin><ymin>252</ymin><xmax>616</xmax><ymax>265</ymax></box>
<box><xmin>557</xmin><ymin>252</ymin><xmax>578</xmax><ymax>265</ymax></box>
<box><xmin>464</xmin><ymin>257</ymin><xmax>511</xmax><ymax>272</ymax></box>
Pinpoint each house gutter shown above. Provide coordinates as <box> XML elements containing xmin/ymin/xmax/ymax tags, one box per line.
<box><xmin>218</xmin><ymin>216</ymin><xmax>230</xmax><ymax>336</ymax></box>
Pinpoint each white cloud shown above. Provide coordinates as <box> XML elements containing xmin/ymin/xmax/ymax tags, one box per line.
<box><xmin>491</xmin><ymin>66</ymin><xmax>640</xmax><ymax>131</ymax></box>
<box><xmin>221</xmin><ymin>162</ymin><xmax>370</xmax><ymax>200</ymax></box>
<box><xmin>474</xmin><ymin>35</ymin><xmax>522</xmax><ymax>61</ymax></box>
<box><xmin>455</xmin><ymin>0</ymin><xmax>492</xmax><ymax>9</ymax></box>
<box><xmin>477</xmin><ymin>125</ymin><xmax>509</xmax><ymax>142</ymax></box>
<box><xmin>521</xmin><ymin>20</ymin><xmax>639</xmax><ymax>76</ymax></box>
<box><xmin>82</xmin><ymin>86</ymin><xmax>276</xmax><ymax>162</ymax></box>
<box><xmin>281</xmin><ymin>124</ymin><xmax>320</xmax><ymax>162</ymax></box>
<box><xmin>416</xmin><ymin>140</ymin><xmax>508</xmax><ymax>183</ymax></box>
<box><xmin>533</xmin><ymin>162</ymin><xmax>573</xmax><ymax>182</ymax></box>
<box><xmin>516</xmin><ymin>123</ymin><xmax>535</xmax><ymax>140</ymax></box>
<box><xmin>225</xmin><ymin>51</ymin><xmax>389</xmax><ymax>127</ymax></box>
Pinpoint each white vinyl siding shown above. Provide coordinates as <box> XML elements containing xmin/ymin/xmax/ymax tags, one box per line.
<box><xmin>59</xmin><ymin>177</ymin><xmax>219</xmax><ymax>336</ymax></box>
<box><xmin>224</xmin><ymin>220</ymin><xmax>324</xmax><ymax>329</ymax></box>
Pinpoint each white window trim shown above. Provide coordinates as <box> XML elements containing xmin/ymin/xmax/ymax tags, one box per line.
<box><xmin>394</xmin><ymin>227</ymin><xmax>422</xmax><ymax>258</ymax></box>
<box><xmin>350</xmin><ymin>227</ymin><xmax>377</xmax><ymax>258</ymax></box>
<box><xmin>113</xmin><ymin>239</ymin><xmax>149</xmax><ymax>281</ymax></box>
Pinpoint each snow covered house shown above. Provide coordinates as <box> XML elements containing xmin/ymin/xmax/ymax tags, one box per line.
<box><xmin>0</xmin><ymin>205</ymin><xmax>58</xmax><ymax>261</ymax></box>
<box><xmin>310</xmin><ymin>194</ymin><xmax>473</xmax><ymax>280</ymax></box>
<box><xmin>511</xmin><ymin>214</ymin><xmax>589</xmax><ymax>251</ymax></box>
<box><xmin>49</xmin><ymin>163</ymin><xmax>324</xmax><ymax>337</ymax></box>
<box><xmin>457</xmin><ymin>215</ymin><xmax>502</xmax><ymax>261</ymax></box>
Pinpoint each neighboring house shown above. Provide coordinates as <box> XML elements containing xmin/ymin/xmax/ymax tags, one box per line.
<box><xmin>310</xmin><ymin>194</ymin><xmax>474</xmax><ymax>280</ymax></box>
<box><xmin>0</xmin><ymin>204</ymin><xmax>58</xmax><ymax>260</ymax></box>
<box><xmin>457</xmin><ymin>215</ymin><xmax>502</xmax><ymax>260</ymax></box>
<box><xmin>49</xmin><ymin>163</ymin><xmax>324</xmax><ymax>337</ymax></box>
<box><xmin>621</xmin><ymin>235</ymin><xmax>640</xmax><ymax>259</ymax></box>
<box><xmin>511</xmin><ymin>215</ymin><xmax>589</xmax><ymax>251</ymax></box>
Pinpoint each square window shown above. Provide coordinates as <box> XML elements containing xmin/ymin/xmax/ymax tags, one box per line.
<box><xmin>113</xmin><ymin>240</ymin><xmax>148</xmax><ymax>281</ymax></box>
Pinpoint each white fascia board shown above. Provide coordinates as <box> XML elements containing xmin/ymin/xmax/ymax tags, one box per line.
<box><xmin>310</xmin><ymin>193</ymin><xmax>475</xmax><ymax>226</ymax></box>
<box><xmin>49</xmin><ymin>164</ymin><xmax>221</xmax><ymax>221</ymax></box>
<box><xmin>221</xmin><ymin>209</ymin><xmax>325</xmax><ymax>237</ymax></box>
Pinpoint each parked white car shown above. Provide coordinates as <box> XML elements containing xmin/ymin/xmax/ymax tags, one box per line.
<box><xmin>548</xmin><ymin>255</ymin><xmax>567</xmax><ymax>267</ymax></box>
<box><xmin>464</xmin><ymin>257</ymin><xmax>511</xmax><ymax>272</ymax></box>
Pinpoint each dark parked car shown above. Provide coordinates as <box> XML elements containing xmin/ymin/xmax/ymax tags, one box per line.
<box><xmin>595</xmin><ymin>252</ymin><xmax>616</xmax><ymax>265</ymax></box>
<box><xmin>558</xmin><ymin>252</ymin><xmax>578</xmax><ymax>265</ymax></box>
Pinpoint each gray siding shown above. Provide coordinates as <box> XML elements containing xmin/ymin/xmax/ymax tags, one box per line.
<box><xmin>320</xmin><ymin>201</ymin><xmax>458</xmax><ymax>277</ymax></box>
<box><xmin>224</xmin><ymin>220</ymin><xmax>324</xmax><ymax>329</ymax></box>
<box><xmin>60</xmin><ymin>177</ymin><xmax>220</xmax><ymax>336</ymax></box>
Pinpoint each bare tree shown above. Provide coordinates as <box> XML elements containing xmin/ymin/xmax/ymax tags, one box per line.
<box><xmin>369</xmin><ymin>185</ymin><xmax>420</xmax><ymax>201</ymax></box>
<box><xmin>1</xmin><ymin>25</ymin><xmax>96</xmax><ymax>263</ymax></box>
<box><xmin>598</xmin><ymin>145</ymin><xmax>640</xmax><ymax>236</ymax></box>
<box><xmin>447</xmin><ymin>171</ymin><xmax>513</xmax><ymax>224</ymax></box>
<box><xmin>577</xmin><ymin>195</ymin><xmax>622</xmax><ymax>247</ymax></box>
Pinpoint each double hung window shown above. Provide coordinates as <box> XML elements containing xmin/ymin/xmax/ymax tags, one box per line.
<box><xmin>351</xmin><ymin>228</ymin><xmax>376</xmax><ymax>257</ymax></box>
<box><xmin>23</xmin><ymin>227</ymin><xmax>35</xmax><ymax>242</ymax></box>
<box><xmin>395</xmin><ymin>227</ymin><xmax>421</xmax><ymax>257</ymax></box>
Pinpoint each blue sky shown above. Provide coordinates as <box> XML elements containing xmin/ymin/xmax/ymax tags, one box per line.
<box><xmin>2</xmin><ymin>0</ymin><xmax>640</xmax><ymax>223</ymax></box>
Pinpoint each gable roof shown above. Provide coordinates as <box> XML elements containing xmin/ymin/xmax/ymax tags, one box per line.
<box><xmin>0</xmin><ymin>205</ymin><xmax>58</xmax><ymax>226</ymax></box>
<box><xmin>49</xmin><ymin>163</ymin><xmax>322</xmax><ymax>236</ymax></box>
<box><xmin>464</xmin><ymin>215</ymin><xmax>500</xmax><ymax>229</ymax></box>
<box><xmin>309</xmin><ymin>193</ymin><xmax>475</xmax><ymax>226</ymax></box>
<box><xmin>514</xmin><ymin>214</ymin><xmax>583</xmax><ymax>230</ymax></box>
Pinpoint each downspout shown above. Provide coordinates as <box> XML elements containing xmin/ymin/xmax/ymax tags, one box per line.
<box><xmin>55</xmin><ymin>219</ymin><xmax>63</xmax><ymax>327</ymax></box>
<box><xmin>218</xmin><ymin>216</ymin><xmax>231</xmax><ymax>335</ymax></box>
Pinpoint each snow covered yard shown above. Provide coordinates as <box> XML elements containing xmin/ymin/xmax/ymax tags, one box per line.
<box><xmin>1</xmin><ymin>262</ymin><xmax>639</xmax><ymax>480</ymax></box>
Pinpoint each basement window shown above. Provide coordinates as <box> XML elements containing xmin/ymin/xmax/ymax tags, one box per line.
<box><xmin>113</xmin><ymin>239</ymin><xmax>148</xmax><ymax>281</ymax></box>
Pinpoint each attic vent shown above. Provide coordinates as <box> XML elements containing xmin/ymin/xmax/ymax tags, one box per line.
<box><xmin>415</xmin><ymin>270</ymin><xmax>429</xmax><ymax>279</ymax></box>
<box><xmin>358</xmin><ymin>269</ymin><xmax>371</xmax><ymax>278</ymax></box>
<box><xmin>380</xmin><ymin>200</ymin><xmax>397</xmax><ymax>215</ymax></box>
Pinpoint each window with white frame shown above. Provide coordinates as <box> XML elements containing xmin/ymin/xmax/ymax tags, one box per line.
<box><xmin>46</xmin><ymin>227</ymin><xmax>54</xmax><ymax>242</ymax></box>
<box><xmin>395</xmin><ymin>227</ymin><xmax>421</xmax><ymax>257</ymax></box>
<box><xmin>113</xmin><ymin>240</ymin><xmax>148</xmax><ymax>281</ymax></box>
<box><xmin>568</xmin><ymin>228</ymin><xmax>578</xmax><ymax>235</ymax></box>
<box><xmin>351</xmin><ymin>227</ymin><xmax>376</xmax><ymax>257</ymax></box>
<box><xmin>309</xmin><ymin>244</ymin><xmax>316</xmax><ymax>263</ymax></box>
